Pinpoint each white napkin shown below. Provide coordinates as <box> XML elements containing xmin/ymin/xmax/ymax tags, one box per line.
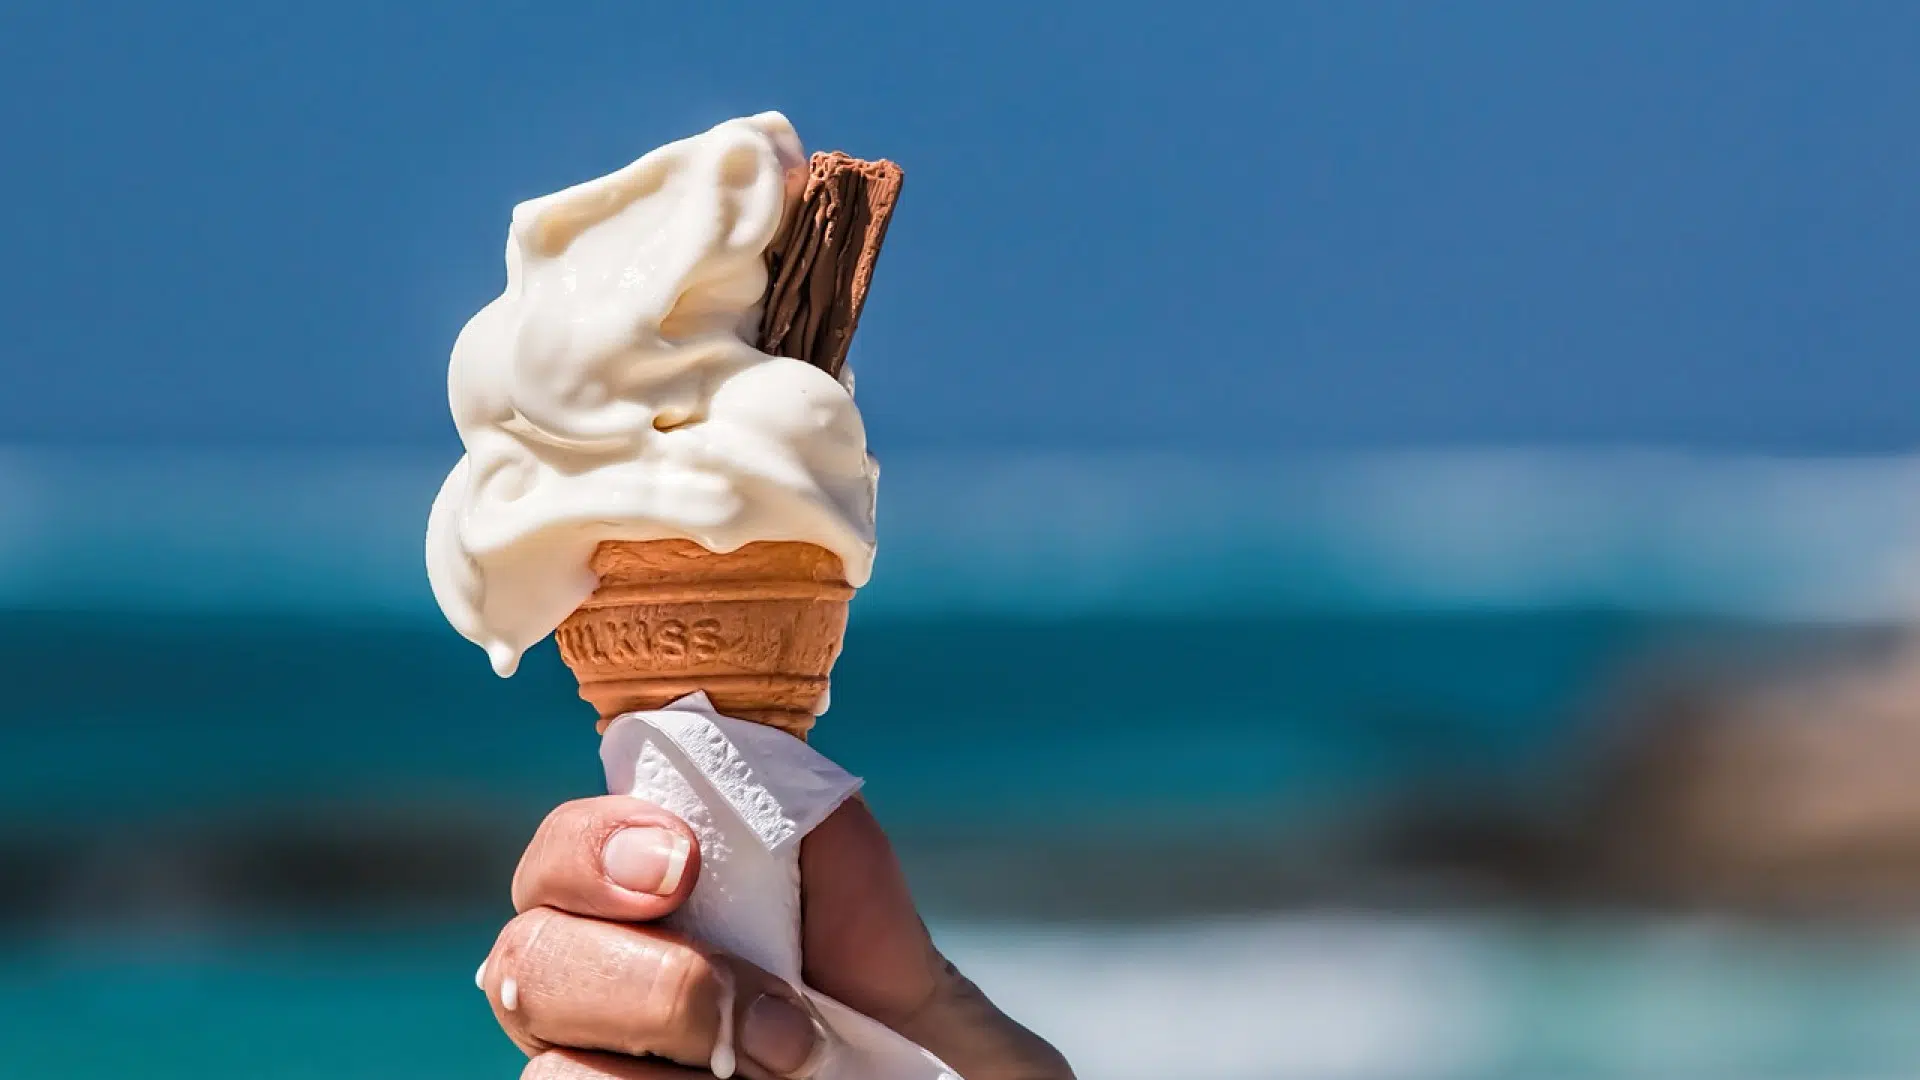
<box><xmin>601</xmin><ymin>693</ymin><xmax>960</xmax><ymax>1080</ymax></box>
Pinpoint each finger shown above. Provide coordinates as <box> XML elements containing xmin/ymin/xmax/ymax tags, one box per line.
<box><xmin>482</xmin><ymin>907</ymin><xmax>827</xmax><ymax>1079</ymax></box>
<box><xmin>513</xmin><ymin>796</ymin><xmax>699</xmax><ymax>921</ymax></box>
<box><xmin>800</xmin><ymin>799</ymin><xmax>1076</xmax><ymax>1079</ymax></box>
<box><xmin>523</xmin><ymin>1048</ymin><xmax>704</xmax><ymax>1079</ymax></box>
<box><xmin>897</xmin><ymin>958</ymin><xmax>1077</xmax><ymax>1080</ymax></box>
<box><xmin>799</xmin><ymin>797</ymin><xmax>944</xmax><ymax>1026</ymax></box>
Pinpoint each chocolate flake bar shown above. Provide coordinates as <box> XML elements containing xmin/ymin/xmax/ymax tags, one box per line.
<box><xmin>758</xmin><ymin>152</ymin><xmax>904</xmax><ymax>379</ymax></box>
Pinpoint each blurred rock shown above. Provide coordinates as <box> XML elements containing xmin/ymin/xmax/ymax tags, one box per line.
<box><xmin>0</xmin><ymin>799</ymin><xmax>530</xmax><ymax>936</ymax></box>
<box><xmin>1583</xmin><ymin>630</ymin><xmax>1920</xmax><ymax>914</ymax></box>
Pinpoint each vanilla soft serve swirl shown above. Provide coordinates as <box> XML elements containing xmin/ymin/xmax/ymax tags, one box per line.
<box><xmin>426</xmin><ymin>113</ymin><xmax>878</xmax><ymax>676</ymax></box>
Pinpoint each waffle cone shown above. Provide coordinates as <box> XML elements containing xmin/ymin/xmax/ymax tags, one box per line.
<box><xmin>555</xmin><ymin>539</ymin><xmax>852</xmax><ymax>739</ymax></box>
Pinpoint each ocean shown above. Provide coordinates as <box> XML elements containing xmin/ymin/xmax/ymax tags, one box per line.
<box><xmin>3</xmin><ymin>448</ymin><xmax>1919</xmax><ymax>1077</ymax></box>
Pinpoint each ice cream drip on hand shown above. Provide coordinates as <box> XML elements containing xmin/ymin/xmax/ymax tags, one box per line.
<box><xmin>425</xmin><ymin>113</ymin><xmax>880</xmax><ymax>676</ymax></box>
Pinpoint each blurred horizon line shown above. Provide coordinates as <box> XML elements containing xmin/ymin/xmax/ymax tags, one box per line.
<box><xmin>3</xmin><ymin>444</ymin><xmax>1918</xmax><ymax>623</ymax></box>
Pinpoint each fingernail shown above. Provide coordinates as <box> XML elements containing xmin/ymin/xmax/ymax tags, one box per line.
<box><xmin>604</xmin><ymin>827</ymin><xmax>690</xmax><ymax>896</ymax></box>
<box><xmin>474</xmin><ymin>960</ymin><xmax>487</xmax><ymax>990</ymax></box>
<box><xmin>740</xmin><ymin>992</ymin><xmax>823</xmax><ymax>1078</ymax></box>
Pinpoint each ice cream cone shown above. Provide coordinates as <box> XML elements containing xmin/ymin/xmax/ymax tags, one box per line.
<box><xmin>555</xmin><ymin>539</ymin><xmax>853</xmax><ymax>739</ymax></box>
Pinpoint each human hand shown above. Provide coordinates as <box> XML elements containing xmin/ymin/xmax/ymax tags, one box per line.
<box><xmin>479</xmin><ymin>795</ymin><xmax>1073</xmax><ymax>1080</ymax></box>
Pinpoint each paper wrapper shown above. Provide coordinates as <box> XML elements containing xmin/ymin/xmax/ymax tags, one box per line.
<box><xmin>601</xmin><ymin>693</ymin><xmax>959</xmax><ymax>1079</ymax></box>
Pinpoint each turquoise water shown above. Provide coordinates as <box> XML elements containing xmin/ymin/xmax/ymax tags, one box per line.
<box><xmin>0</xmin><ymin>608</ymin><xmax>1673</xmax><ymax>834</ymax></box>
<box><xmin>4</xmin><ymin>607</ymin><xmax>1908</xmax><ymax>1078</ymax></box>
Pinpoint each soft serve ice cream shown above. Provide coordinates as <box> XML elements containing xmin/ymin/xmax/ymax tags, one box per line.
<box><xmin>426</xmin><ymin>112</ymin><xmax>877</xmax><ymax>676</ymax></box>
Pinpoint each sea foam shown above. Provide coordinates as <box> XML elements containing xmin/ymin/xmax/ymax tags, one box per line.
<box><xmin>3</xmin><ymin>447</ymin><xmax>1920</xmax><ymax>622</ymax></box>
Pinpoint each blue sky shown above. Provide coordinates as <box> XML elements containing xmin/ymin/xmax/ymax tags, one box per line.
<box><xmin>1</xmin><ymin>1</ymin><xmax>1915</xmax><ymax>453</ymax></box>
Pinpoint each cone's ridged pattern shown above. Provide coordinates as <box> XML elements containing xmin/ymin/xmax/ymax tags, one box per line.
<box><xmin>555</xmin><ymin>540</ymin><xmax>852</xmax><ymax>739</ymax></box>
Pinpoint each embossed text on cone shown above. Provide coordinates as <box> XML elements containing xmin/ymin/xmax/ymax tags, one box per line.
<box><xmin>555</xmin><ymin>539</ymin><xmax>853</xmax><ymax>739</ymax></box>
